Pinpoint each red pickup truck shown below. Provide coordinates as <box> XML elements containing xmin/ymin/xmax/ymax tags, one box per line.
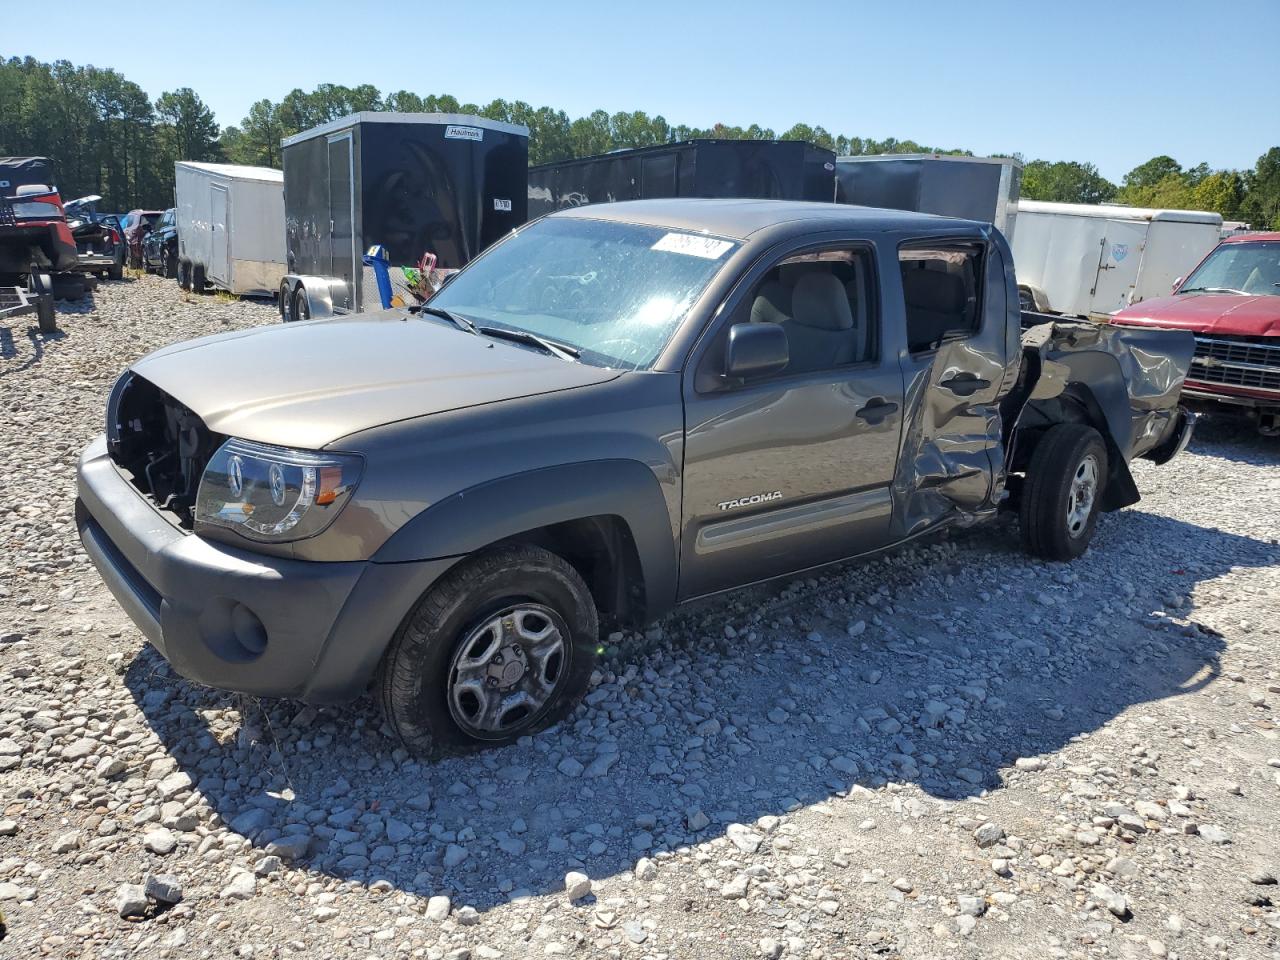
<box><xmin>1110</xmin><ymin>233</ymin><xmax>1280</xmax><ymax>435</ymax></box>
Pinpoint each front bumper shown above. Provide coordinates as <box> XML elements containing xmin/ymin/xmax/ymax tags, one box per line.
<box><xmin>1182</xmin><ymin>379</ymin><xmax>1280</xmax><ymax>409</ymax></box>
<box><xmin>76</xmin><ymin>435</ymin><xmax>458</xmax><ymax>703</ymax></box>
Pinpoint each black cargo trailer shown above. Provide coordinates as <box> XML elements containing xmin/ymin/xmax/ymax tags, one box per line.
<box><xmin>279</xmin><ymin>112</ymin><xmax>528</xmax><ymax>319</ymax></box>
<box><xmin>528</xmin><ymin>140</ymin><xmax>836</xmax><ymax>217</ymax></box>
<box><xmin>834</xmin><ymin>154</ymin><xmax>1022</xmax><ymax>239</ymax></box>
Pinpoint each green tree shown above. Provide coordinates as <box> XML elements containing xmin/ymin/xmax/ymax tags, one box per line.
<box><xmin>1122</xmin><ymin>155</ymin><xmax>1182</xmax><ymax>190</ymax></box>
<box><xmin>1021</xmin><ymin>159</ymin><xmax>1117</xmax><ymax>204</ymax></box>
<box><xmin>224</xmin><ymin>99</ymin><xmax>285</xmax><ymax>167</ymax></box>
<box><xmin>1240</xmin><ymin>147</ymin><xmax>1280</xmax><ymax>229</ymax></box>
<box><xmin>156</xmin><ymin>87</ymin><xmax>220</xmax><ymax>163</ymax></box>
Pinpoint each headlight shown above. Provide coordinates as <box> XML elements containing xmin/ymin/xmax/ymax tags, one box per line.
<box><xmin>195</xmin><ymin>439</ymin><xmax>363</xmax><ymax>543</ymax></box>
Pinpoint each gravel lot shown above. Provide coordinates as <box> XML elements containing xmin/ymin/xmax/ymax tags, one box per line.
<box><xmin>2</xmin><ymin>276</ymin><xmax>1279</xmax><ymax>960</ymax></box>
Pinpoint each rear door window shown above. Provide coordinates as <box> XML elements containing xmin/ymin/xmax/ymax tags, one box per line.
<box><xmin>898</xmin><ymin>242</ymin><xmax>984</xmax><ymax>352</ymax></box>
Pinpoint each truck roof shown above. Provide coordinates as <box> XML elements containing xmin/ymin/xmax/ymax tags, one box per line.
<box><xmin>1221</xmin><ymin>231</ymin><xmax>1280</xmax><ymax>244</ymax></box>
<box><xmin>281</xmin><ymin>112</ymin><xmax>529</xmax><ymax>148</ymax></box>
<box><xmin>176</xmin><ymin>161</ymin><xmax>282</xmax><ymax>184</ymax></box>
<box><xmin>549</xmin><ymin>197</ymin><xmax>990</xmax><ymax>240</ymax></box>
<box><xmin>1017</xmin><ymin>199</ymin><xmax>1221</xmax><ymax>226</ymax></box>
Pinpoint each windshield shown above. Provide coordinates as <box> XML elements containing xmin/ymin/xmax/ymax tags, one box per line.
<box><xmin>427</xmin><ymin>217</ymin><xmax>740</xmax><ymax>369</ymax></box>
<box><xmin>1181</xmin><ymin>241</ymin><xmax>1280</xmax><ymax>297</ymax></box>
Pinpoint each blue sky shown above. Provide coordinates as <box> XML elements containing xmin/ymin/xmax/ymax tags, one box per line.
<box><xmin>10</xmin><ymin>0</ymin><xmax>1278</xmax><ymax>181</ymax></box>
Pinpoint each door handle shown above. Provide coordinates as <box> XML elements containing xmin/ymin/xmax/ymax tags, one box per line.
<box><xmin>939</xmin><ymin>374</ymin><xmax>991</xmax><ymax>396</ymax></box>
<box><xmin>856</xmin><ymin>398</ymin><xmax>899</xmax><ymax>424</ymax></box>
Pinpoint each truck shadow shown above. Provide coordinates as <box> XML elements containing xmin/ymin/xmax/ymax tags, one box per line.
<box><xmin>123</xmin><ymin>510</ymin><xmax>1270</xmax><ymax>913</ymax></box>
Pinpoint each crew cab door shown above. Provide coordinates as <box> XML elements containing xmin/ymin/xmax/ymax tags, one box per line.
<box><xmin>679</xmin><ymin>241</ymin><xmax>904</xmax><ymax>599</ymax></box>
<box><xmin>892</xmin><ymin>234</ymin><xmax>1018</xmax><ymax>536</ymax></box>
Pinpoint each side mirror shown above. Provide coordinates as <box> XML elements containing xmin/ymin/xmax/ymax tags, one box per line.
<box><xmin>1172</xmin><ymin>276</ymin><xmax>1184</xmax><ymax>292</ymax></box>
<box><xmin>725</xmin><ymin>322</ymin><xmax>788</xmax><ymax>380</ymax></box>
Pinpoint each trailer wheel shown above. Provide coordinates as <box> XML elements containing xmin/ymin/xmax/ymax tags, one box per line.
<box><xmin>292</xmin><ymin>288</ymin><xmax>310</xmax><ymax>321</ymax></box>
<box><xmin>30</xmin><ymin>273</ymin><xmax>56</xmax><ymax>333</ymax></box>
<box><xmin>278</xmin><ymin>282</ymin><xmax>292</xmax><ymax>321</ymax></box>
<box><xmin>177</xmin><ymin>258</ymin><xmax>192</xmax><ymax>291</ymax></box>
<box><xmin>1020</xmin><ymin>423</ymin><xmax>1108</xmax><ymax>562</ymax></box>
<box><xmin>191</xmin><ymin>261</ymin><xmax>206</xmax><ymax>294</ymax></box>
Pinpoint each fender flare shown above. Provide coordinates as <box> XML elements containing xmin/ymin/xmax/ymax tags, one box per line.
<box><xmin>373</xmin><ymin>459</ymin><xmax>680</xmax><ymax>620</ymax></box>
<box><xmin>1040</xmin><ymin>349</ymin><xmax>1141</xmax><ymax>511</ymax></box>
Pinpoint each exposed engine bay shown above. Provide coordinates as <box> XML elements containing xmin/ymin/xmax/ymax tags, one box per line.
<box><xmin>107</xmin><ymin>373</ymin><xmax>222</xmax><ymax>528</ymax></box>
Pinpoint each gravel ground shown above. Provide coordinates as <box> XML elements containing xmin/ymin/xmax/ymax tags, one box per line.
<box><xmin>2</xmin><ymin>275</ymin><xmax>1278</xmax><ymax>960</ymax></box>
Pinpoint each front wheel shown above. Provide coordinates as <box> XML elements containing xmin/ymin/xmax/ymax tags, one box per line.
<box><xmin>1020</xmin><ymin>422</ymin><xmax>1108</xmax><ymax>561</ymax></box>
<box><xmin>377</xmin><ymin>544</ymin><xmax>600</xmax><ymax>756</ymax></box>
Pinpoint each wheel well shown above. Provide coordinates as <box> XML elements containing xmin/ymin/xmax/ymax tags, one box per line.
<box><xmin>496</xmin><ymin>516</ymin><xmax>647</xmax><ymax>631</ymax></box>
<box><xmin>1011</xmin><ymin>384</ymin><xmax>1138</xmax><ymax>511</ymax></box>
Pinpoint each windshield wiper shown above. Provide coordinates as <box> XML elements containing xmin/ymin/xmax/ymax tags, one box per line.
<box><xmin>1180</xmin><ymin>286</ymin><xmax>1248</xmax><ymax>295</ymax></box>
<box><xmin>478</xmin><ymin>326</ymin><xmax>580</xmax><ymax>361</ymax></box>
<box><xmin>417</xmin><ymin>305</ymin><xmax>480</xmax><ymax>335</ymax></box>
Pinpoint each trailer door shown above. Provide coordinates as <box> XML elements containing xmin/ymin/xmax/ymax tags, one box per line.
<box><xmin>326</xmin><ymin>133</ymin><xmax>355</xmax><ymax>308</ymax></box>
<box><xmin>1090</xmin><ymin>219</ymin><xmax>1148</xmax><ymax>316</ymax></box>
<box><xmin>209</xmin><ymin>184</ymin><xmax>230</xmax><ymax>284</ymax></box>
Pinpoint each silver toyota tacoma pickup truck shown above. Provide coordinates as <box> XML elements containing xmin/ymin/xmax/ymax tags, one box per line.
<box><xmin>76</xmin><ymin>199</ymin><xmax>1196</xmax><ymax>755</ymax></box>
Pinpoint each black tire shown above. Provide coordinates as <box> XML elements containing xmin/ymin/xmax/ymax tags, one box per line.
<box><xmin>177</xmin><ymin>258</ymin><xmax>192</xmax><ymax>291</ymax></box>
<box><xmin>278</xmin><ymin>283</ymin><xmax>291</xmax><ymax>321</ymax></box>
<box><xmin>166</xmin><ymin>250</ymin><xmax>180</xmax><ymax>282</ymax></box>
<box><xmin>30</xmin><ymin>272</ymin><xmax>56</xmax><ymax>333</ymax></box>
<box><xmin>190</xmin><ymin>261</ymin><xmax>206</xmax><ymax>293</ymax></box>
<box><xmin>1020</xmin><ymin>422</ymin><xmax>1108</xmax><ymax>561</ymax></box>
<box><xmin>35</xmin><ymin>296</ymin><xmax>56</xmax><ymax>332</ymax></box>
<box><xmin>107</xmin><ymin>257</ymin><xmax>123</xmax><ymax>281</ymax></box>
<box><xmin>292</xmin><ymin>288</ymin><xmax>310</xmax><ymax>321</ymax></box>
<box><xmin>377</xmin><ymin>544</ymin><xmax>600</xmax><ymax>756</ymax></box>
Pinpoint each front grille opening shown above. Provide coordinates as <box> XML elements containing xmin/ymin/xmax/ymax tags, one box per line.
<box><xmin>109</xmin><ymin>375</ymin><xmax>225</xmax><ymax>529</ymax></box>
<box><xmin>1192</xmin><ymin>334</ymin><xmax>1280</xmax><ymax>394</ymax></box>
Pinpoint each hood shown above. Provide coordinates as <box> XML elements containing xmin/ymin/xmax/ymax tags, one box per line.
<box><xmin>1113</xmin><ymin>292</ymin><xmax>1280</xmax><ymax>337</ymax></box>
<box><xmin>132</xmin><ymin>311</ymin><xmax>621</xmax><ymax>449</ymax></box>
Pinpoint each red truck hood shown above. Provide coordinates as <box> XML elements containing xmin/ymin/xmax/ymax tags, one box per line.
<box><xmin>1112</xmin><ymin>293</ymin><xmax>1280</xmax><ymax>337</ymax></box>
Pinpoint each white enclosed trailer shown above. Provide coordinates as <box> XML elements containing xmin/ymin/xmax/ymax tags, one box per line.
<box><xmin>174</xmin><ymin>161</ymin><xmax>285</xmax><ymax>297</ymax></box>
<box><xmin>1013</xmin><ymin>199</ymin><xmax>1222</xmax><ymax>318</ymax></box>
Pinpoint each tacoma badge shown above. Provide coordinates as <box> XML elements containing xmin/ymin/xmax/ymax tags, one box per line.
<box><xmin>717</xmin><ymin>491</ymin><xmax>783</xmax><ymax>512</ymax></box>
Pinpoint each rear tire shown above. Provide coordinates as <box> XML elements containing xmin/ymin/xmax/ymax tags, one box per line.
<box><xmin>377</xmin><ymin>544</ymin><xmax>600</xmax><ymax>756</ymax></box>
<box><xmin>190</xmin><ymin>261</ymin><xmax>206</xmax><ymax>293</ymax></box>
<box><xmin>1020</xmin><ymin>423</ymin><xmax>1108</xmax><ymax>561</ymax></box>
<box><xmin>177</xmin><ymin>258</ymin><xmax>192</xmax><ymax>291</ymax></box>
<box><xmin>291</xmin><ymin>288</ymin><xmax>310</xmax><ymax>321</ymax></box>
<box><xmin>107</xmin><ymin>258</ymin><xmax>123</xmax><ymax>281</ymax></box>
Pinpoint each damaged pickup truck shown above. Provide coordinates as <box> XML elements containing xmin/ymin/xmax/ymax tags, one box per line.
<box><xmin>76</xmin><ymin>199</ymin><xmax>1196</xmax><ymax>754</ymax></box>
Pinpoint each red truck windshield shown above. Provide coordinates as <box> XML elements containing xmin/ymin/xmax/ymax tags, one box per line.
<box><xmin>1181</xmin><ymin>241</ymin><xmax>1280</xmax><ymax>297</ymax></box>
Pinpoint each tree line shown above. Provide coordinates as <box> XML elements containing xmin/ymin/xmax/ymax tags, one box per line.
<box><xmin>2</xmin><ymin>56</ymin><xmax>1277</xmax><ymax>229</ymax></box>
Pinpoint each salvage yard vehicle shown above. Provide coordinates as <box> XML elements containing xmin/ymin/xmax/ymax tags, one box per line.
<box><xmin>140</xmin><ymin>208</ymin><xmax>177</xmax><ymax>277</ymax></box>
<box><xmin>1</xmin><ymin>156</ymin><xmax>81</xmax><ymax>330</ymax></box>
<box><xmin>1013</xmin><ymin>200</ymin><xmax>1222</xmax><ymax>318</ymax></box>
<box><xmin>76</xmin><ymin>199</ymin><xmax>1195</xmax><ymax>755</ymax></box>
<box><xmin>121</xmin><ymin>209</ymin><xmax>164</xmax><ymax>268</ymax></box>
<box><xmin>64</xmin><ymin>196</ymin><xmax>126</xmax><ymax>280</ymax></box>
<box><xmin>1110</xmin><ymin>232</ymin><xmax>1280</xmax><ymax>435</ymax></box>
<box><xmin>174</xmin><ymin>161</ymin><xmax>286</xmax><ymax>296</ymax></box>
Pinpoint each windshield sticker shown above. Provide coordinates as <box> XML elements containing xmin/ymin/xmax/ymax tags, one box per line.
<box><xmin>651</xmin><ymin>233</ymin><xmax>734</xmax><ymax>260</ymax></box>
